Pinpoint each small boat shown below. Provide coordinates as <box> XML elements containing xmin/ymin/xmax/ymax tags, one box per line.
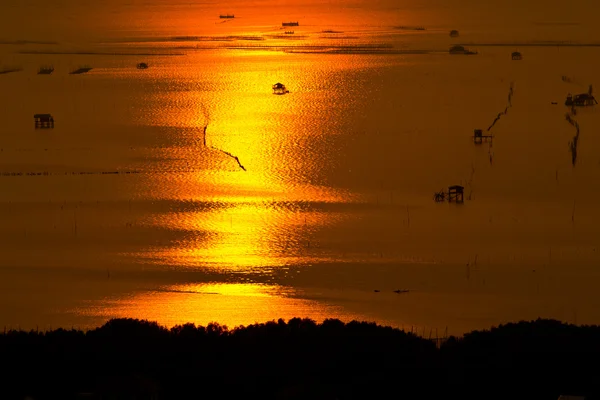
<box><xmin>137</xmin><ymin>62</ymin><xmax>149</xmax><ymax>69</ymax></box>
<box><xmin>282</xmin><ymin>21</ymin><xmax>299</xmax><ymax>27</ymax></box>
<box><xmin>450</xmin><ymin>29</ymin><xmax>459</xmax><ymax>37</ymax></box>
<box><xmin>219</xmin><ymin>14</ymin><xmax>235</xmax><ymax>19</ymax></box>
<box><xmin>70</xmin><ymin>66</ymin><xmax>92</xmax><ymax>75</ymax></box>
<box><xmin>511</xmin><ymin>51</ymin><xmax>522</xmax><ymax>60</ymax></box>
<box><xmin>38</xmin><ymin>65</ymin><xmax>54</xmax><ymax>75</ymax></box>
<box><xmin>284</xmin><ymin>31</ymin><xmax>294</xmax><ymax>34</ymax></box>
<box><xmin>393</xmin><ymin>289</ymin><xmax>410</xmax><ymax>294</ymax></box>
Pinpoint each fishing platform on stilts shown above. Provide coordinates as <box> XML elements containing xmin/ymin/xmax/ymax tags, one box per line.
<box><xmin>434</xmin><ymin>185</ymin><xmax>464</xmax><ymax>203</ymax></box>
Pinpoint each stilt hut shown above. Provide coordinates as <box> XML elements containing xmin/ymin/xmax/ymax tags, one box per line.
<box><xmin>565</xmin><ymin>93</ymin><xmax>597</xmax><ymax>107</ymax></box>
<box><xmin>34</xmin><ymin>114</ymin><xmax>54</xmax><ymax>129</ymax></box>
<box><xmin>450</xmin><ymin>30</ymin><xmax>459</xmax><ymax>37</ymax></box>
<box><xmin>473</xmin><ymin>128</ymin><xmax>493</xmax><ymax>144</ymax></box>
<box><xmin>447</xmin><ymin>185</ymin><xmax>464</xmax><ymax>203</ymax></box>
<box><xmin>272</xmin><ymin>82</ymin><xmax>289</xmax><ymax>95</ymax></box>
<box><xmin>511</xmin><ymin>51</ymin><xmax>522</xmax><ymax>60</ymax></box>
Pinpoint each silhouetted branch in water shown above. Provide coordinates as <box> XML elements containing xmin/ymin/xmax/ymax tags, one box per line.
<box><xmin>202</xmin><ymin>124</ymin><xmax>247</xmax><ymax>171</ymax></box>
<box><xmin>487</xmin><ymin>83</ymin><xmax>514</xmax><ymax>132</ymax></box>
<box><xmin>565</xmin><ymin>110</ymin><xmax>580</xmax><ymax>166</ymax></box>
<box><xmin>211</xmin><ymin>146</ymin><xmax>247</xmax><ymax>171</ymax></box>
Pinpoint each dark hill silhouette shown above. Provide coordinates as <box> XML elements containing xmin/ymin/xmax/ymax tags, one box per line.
<box><xmin>1</xmin><ymin>318</ymin><xmax>599</xmax><ymax>400</ymax></box>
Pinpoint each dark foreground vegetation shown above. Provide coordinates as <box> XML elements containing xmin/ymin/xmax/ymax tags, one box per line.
<box><xmin>2</xmin><ymin>318</ymin><xmax>600</xmax><ymax>400</ymax></box>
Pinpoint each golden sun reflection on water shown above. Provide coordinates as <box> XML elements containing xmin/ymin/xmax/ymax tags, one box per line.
<box><xmin>147</xmin><ymin>201</ymin><xmax>348</xmax><ymax>269</ymax></box>
<box><xmin>136</xmin><ymin>52</ymin><xmax>360</xmax><ymax>270</ymax></box>
<box><xmin>82</xmin><ymin>283</ymin><xmax>358</xmax><ymax>328</ymax></box>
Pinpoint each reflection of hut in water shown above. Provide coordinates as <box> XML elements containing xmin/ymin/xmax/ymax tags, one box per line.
<box><xmin>272</xmin><ymin>82</ymin><xmax>289</xmax><ymax>95</ymax></box>
<box><xmin>512</xmin><ymin>51</ymin><xmax>522</xmax><ymax>60</ymax></box>
<box><xmin>449</xmin><ymin>45</ymin><xmax>477</xmax><ymax>55</ymax></box>
<box><xmin>450</xmin><ymin>30</ymin><xmax>459</xmax><ymax>37</ymax></box>
<box><xmin>34</xmin><ymin>114</ymin><xmax>54</xmax><ymax>129</ymax></box>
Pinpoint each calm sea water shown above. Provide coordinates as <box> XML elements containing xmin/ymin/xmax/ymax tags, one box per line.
<box><xmin>1</xmin><ymin>0</ymin><xmax>600</xmax><ymax>335</ymax></box>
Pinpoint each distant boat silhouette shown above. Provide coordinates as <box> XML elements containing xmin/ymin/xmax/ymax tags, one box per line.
<box><xmin>282</xmin><ymin>21</ymin><xmax>299</xmax><ymax>27</ymax></box>
<box><xmin>70</xmin><ymin>66</ymin><xmax>93</xmax><ymax>74</ymax></box>
<box><xmin>137</xmin><ymin>62</ymin><xmax>149</xmax><ymax>69</ymax></box>
<box><xmin>0</xmin><ymin>66</ymin><xmax>23</xmax><ymax>74</ymax></box>
<box><xmin>220</xmin><ymin>14</ymin><xmax>235</xmax><ymax>19</ymax></box>
<box><xmin>450</xmin><ymin>29</ymin><xmax>460</xmax><ymax>37</ymax></box>
<box><xmin>393</xmin><ymin>289</ymin><xmax>409</xmax><ymax>294</ymax></box>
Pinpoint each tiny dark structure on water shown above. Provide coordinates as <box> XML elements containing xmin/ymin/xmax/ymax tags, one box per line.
<box><xmin>137</xmin><ymin>63</ymin><xmax>149</xmax><ymax>69</ymax></box>
<box><xmin>511</xmin><ymin>51</ymin><xmax>522</xmax><ymax>60</ymax></box>
<box><xmin>450</xmin><ymin>30</ymin><xmax>459</xmax><ymax>37</ymax></box>
<box><xmin>282</xmin><ymin>21</ymin><xmax>299</xmax><ymax>27</ymax></box>
<box><xmin>220</xmin><ymin>14</ymin><xmax>235</xmax><ymax>19</ymax></box>
<box><xmin>272</xmin><ymin>82</ymin><xmax>289</xmax><ymax>95</ymax></box>
<box><xmin>34</xmin><ymin>114</ymin><xmax>54</xmax><ymax>129</ymax></box>
<box><xmin>434</xmin><ymin>185</ymin><xmax>464</xmax><ymax>203</ymax></box>
<box><xmin>473</xmin><ymin>129</ymin><xmax>493</xmax><ymax>144</ymax></box>
<box><xmin>285</xmin><ymin>31</ymin><xmax>294</xmax><ymax>34</ymax></box>
<box><xmin>38</xmin><ymin>65</ymin><xmax>54</xmax><ymax>75</ymax></box>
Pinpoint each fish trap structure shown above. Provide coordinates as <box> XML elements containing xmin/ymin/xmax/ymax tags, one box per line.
<box><xmin>34</xmin><ymin>114</ymin><xmax>54</xmax><ymax>129</ymax></box>
<box><xmin>473</xmin><ymin>129</ymin><xmax>493</xmax><ymax>144</ymax></box>
<box><xmin>434</xmin><ymin>185</ymin><xmax>464</xmax><ymax>203</ymax></box>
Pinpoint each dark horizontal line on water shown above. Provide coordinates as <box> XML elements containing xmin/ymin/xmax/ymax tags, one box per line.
<box><xmin>0</xmin><ymin>40</ymin><xmax>58</xmax><ymax>45</ymax></box>
<box><xmin>16</xmin><ymin>51</ymin><xmax>186</xmax><ymax>56</ymax></box>
<box><xmin>462</xmin><ymin>42</ymin><xmax>600</xmax><ymax>47</ymax></box>
<box><xmin>532</xmin><ymin>21</ymin><xmax>580</xmax><ymax>26</ymax></box>
<box><xmin>152</xmin><ymin>288</ymin><xmax>220</xmax><ymax>295</ymax></box>
<box><xmin>0</xmin><ymin>169</ymin><xmax>246</xmax><ymax>177</ymax></box>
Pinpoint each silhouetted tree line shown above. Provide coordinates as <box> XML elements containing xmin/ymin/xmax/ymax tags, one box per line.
<box><xmin>1</xmin><ymin>318</ymin><xmax>600</xmax><ymax>400</ymax></box>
